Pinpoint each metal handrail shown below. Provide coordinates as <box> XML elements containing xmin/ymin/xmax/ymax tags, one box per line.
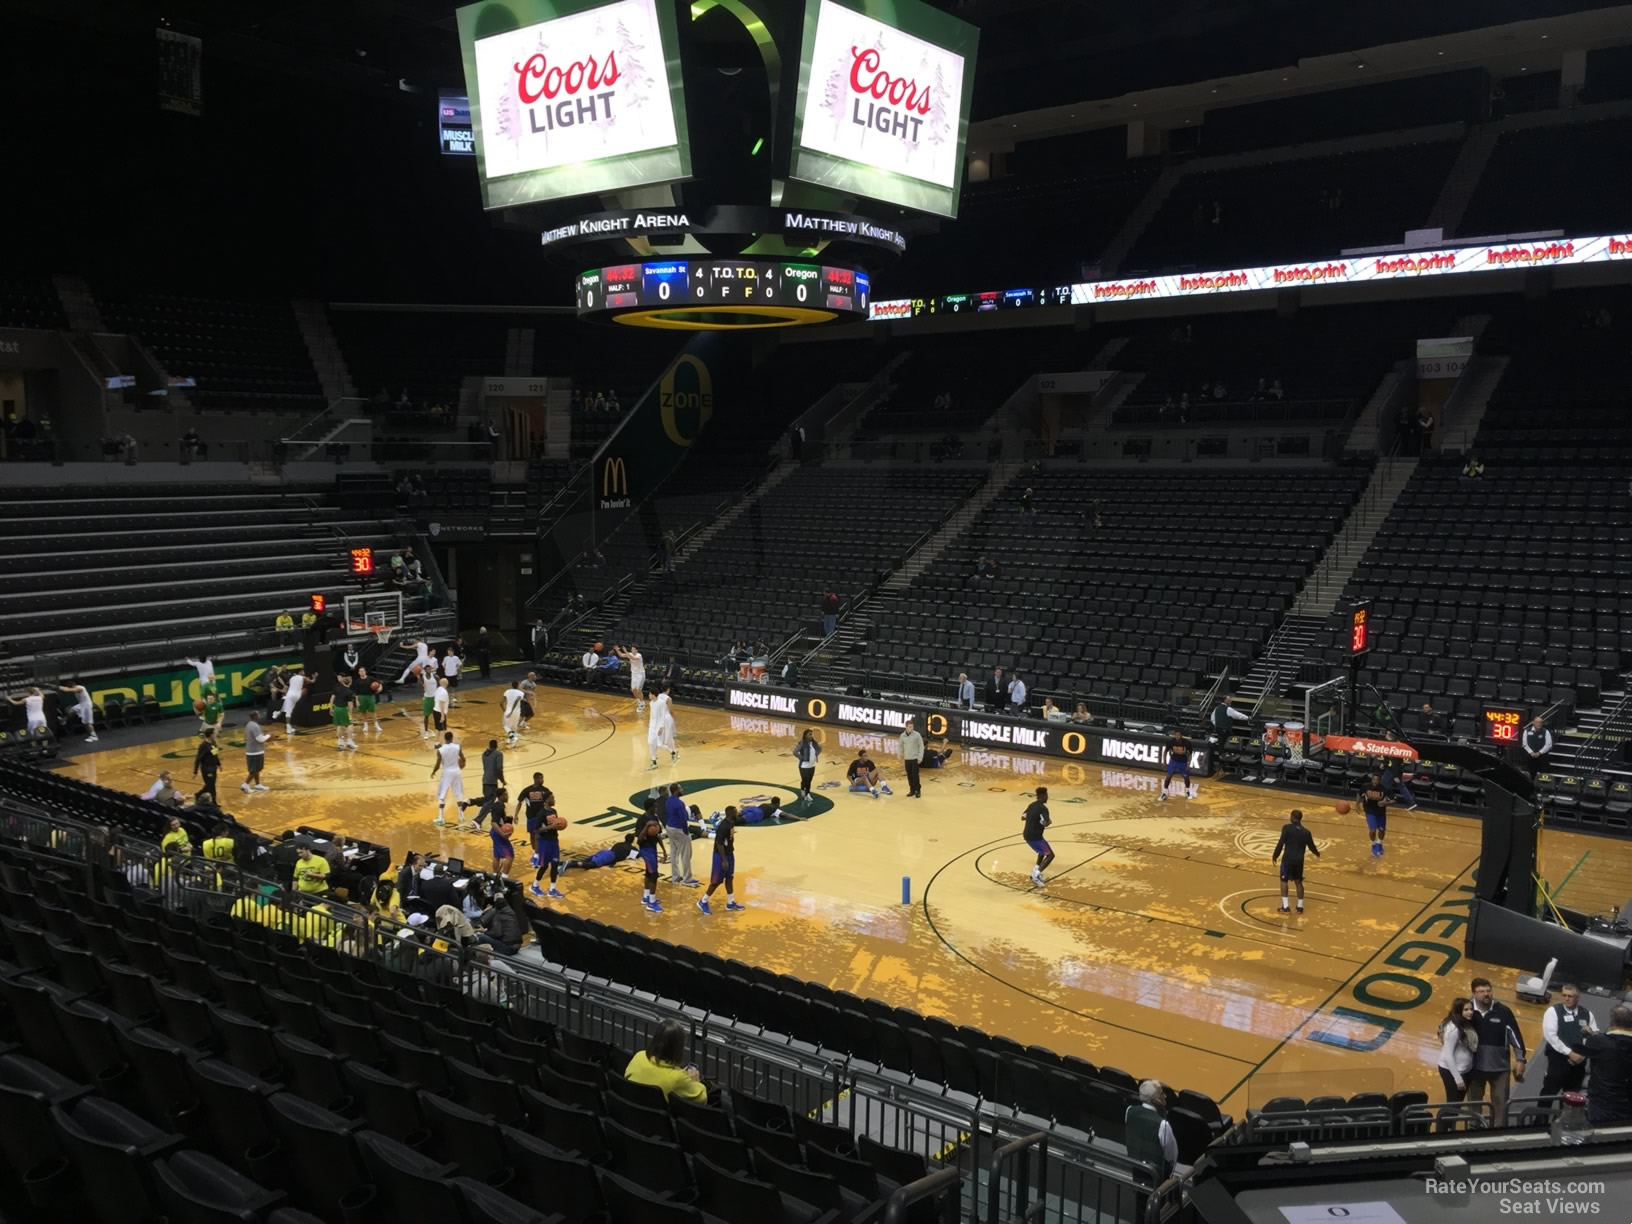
<box><xmin>985</xmin><ymin>1131</ymin><xmax>1048</xmax><ymax>1224</ymax></box>
<box><xmin>1573</xmin><ymin>677</ymin><xmax>1632</xmax><ymax>776</ymax></box>
<box><xmin>883</xmin><ymin>1166</ymin><xmax>961</xmax><ymax>1224</ymax></box>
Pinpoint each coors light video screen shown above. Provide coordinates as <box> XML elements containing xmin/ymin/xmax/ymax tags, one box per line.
<box><xmin>455</xmin><ymin>0</ymin><xmax>692</xmax><ymax>209</ymax></box>
<box><xmin>790</xmin><ymin>0</ymin><xmax>979</xmax><ymax>219</ymax></box>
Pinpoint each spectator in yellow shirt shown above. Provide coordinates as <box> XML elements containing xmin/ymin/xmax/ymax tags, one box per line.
<box><xmin>160</xmin><ymin>815</ymin><xmax>193</xmax><ymax>857</ymax></box>
<box><xmin>202</xmin><ymin>824</ymin><xmax>236</xmax><ymax>863</ymax></box>
<box><xmin>293</xmin><ymin>844</ymin><xmax>330</xmax><ymax>894</ymax></box>
<box><xmin>624</xmin><ymin>1020</ymin><xmax>708</xmax><ymax>1103</ymax></box>
<box><xmin>301</xmin><ymin>610</ymin><xmax>318</xmax><ymax>629</ymax></box>
<box><xmin>275</xmin><ymin>611</ymin><xmax>295</xmax><ymax>645</ymax></box>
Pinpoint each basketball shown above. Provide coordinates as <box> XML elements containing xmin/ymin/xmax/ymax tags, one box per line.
<box><xmin>371</xmin><ymin>681</ymin><xmax>382</xmax><ymax>694</ymax></box>
<box><xmin>1335</xmin><ymin>800</ymin><xmax>1352</xmax><ymax>815</ymax></box>
<box><xmin>593</xmin><ymin>641</ymin><xmax>604</xmax><ymax>652</ymax></box>
<box><xmin>641</xmin><ymin>820</ymin><xmax>661</xmax><ymax>839</ymax></box>
<box><xmin>546</xmin><ymin>814</ymin><xmax>567</xmax><ymax>831</ymax></box>
<box><xmin>192</xmin><ymin>698</ymin><xmax>205</xmax><ymax>714</ymax></box>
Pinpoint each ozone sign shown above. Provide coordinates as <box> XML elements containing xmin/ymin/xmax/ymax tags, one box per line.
<box><xmin>456</xmin><ymin>0</ymin><xmax>691</xmax><ymax>209</ymax></box>
<box><xmin>790</xmin><ymin>0</ymin><xmax>978</xmax><ymax>218</ymax></box>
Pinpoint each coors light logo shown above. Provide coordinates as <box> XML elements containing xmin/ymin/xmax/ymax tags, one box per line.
<box><xmin>473</xmin><ymin>0</ymin><xmax>677</xmax><ymax>179</ymax></box>
<box><xmin>801</xmin><ymin>0</ymin><xmax>963</xmax><ymax>189</ymax></box>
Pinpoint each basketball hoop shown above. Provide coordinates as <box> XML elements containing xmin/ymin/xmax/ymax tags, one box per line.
<box><xmin>374</xmin><ymin>624</ymin><xmax>394</xmax><ymax>645</ymax></box>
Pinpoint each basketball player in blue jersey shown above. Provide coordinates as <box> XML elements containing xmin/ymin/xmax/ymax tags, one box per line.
<box><xmin>1022</xmin><ymin>787</ymin><xmax>1055</xmax><ymax>887</ymax></box>
<box><xmin>697</xmin><ymin>807</ymin><xmax>747</xmax><ymax>915</ymax></box>
<box><xmin>1158</xmin><ymin>731</ymin><xmax>1192</xmax><ymax>801</ymax></box>
<box><xmin>1358</xmin><ymin>774</ymin><xmax>1389</xmax><ymax>857</ymax></box>
<box><xmin>561</xmin><ymin>832</ymin><xmax>638</xmax><ymax>873</ymax></box>
<box><xmin>637</xmin><ymin>816</ymin><xmax>664</xmax><ymax>913</ymax></box>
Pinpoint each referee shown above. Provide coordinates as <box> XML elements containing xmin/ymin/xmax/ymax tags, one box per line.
<box><xmin>900</xmin><ymin>717</ymin><xmax>925</xmax><ymax>799</ymax></box>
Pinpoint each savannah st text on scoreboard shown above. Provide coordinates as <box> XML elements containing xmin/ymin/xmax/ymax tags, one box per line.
<box><xmin>578</xmin><ymin>260</ymin><xmax>870</xmax><ymax>316</ymax></box>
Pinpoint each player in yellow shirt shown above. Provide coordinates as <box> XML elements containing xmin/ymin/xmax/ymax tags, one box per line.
<box><xmin>292</xmin><ymin>844</ymin><xmax>330</xmax><ymax>894</ymax></box>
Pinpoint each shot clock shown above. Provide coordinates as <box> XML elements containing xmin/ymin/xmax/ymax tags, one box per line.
<box><xmin>1481</xmin><ymin>707</ymin><xmax>1525</xmax><ymax>744</ymax></box>
<box><xmin>1347</xmin><ymin>601</ymin><xmax>1372</xmax><ymax>657</ymax></box>
<box><xmin>348</xmin><ymin>546</ymin><xmax>374</xmax><ymax>576</ymax></box>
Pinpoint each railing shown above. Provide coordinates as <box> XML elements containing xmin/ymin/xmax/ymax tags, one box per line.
<box><xmin>1574</xmin><ymin>677</ymin><xmax>1632</xmax><ymax>777</ymax></box>
<box><xmin>986</xmin><ymin>1132</ymin><xmax>1048</xmax><ymax>1224</ymax></box>
<box><xmin>885</xmin><ymin>1167</ymin><xmax>962</xmax><ymax>1224</ymax></box>
<box><xmin>1109</xmin><ymin>396</ymin><xmax>1355</xmax><ymax>429</ymax></box>
<box><xmin>0</xmin><ymin>802</ymin><xmax>1187</xmax><ymax>1224</ymax></box>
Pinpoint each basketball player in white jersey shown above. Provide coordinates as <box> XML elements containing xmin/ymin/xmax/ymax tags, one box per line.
<box><xmin>280</xmin><ymin>670</ymin><xmax>307</xmax><ymax>736</ymax></box>
<box><xmin>398</xmin><ymin>640</ymin><xmax>432</xmax><ymax>685</ymax></box>
<box><xmin>647</xmin><ymin>682</ymin><xmax>677</xmax><ymax>769</ymax></box>
<box><xmin>501</xmin><ymin>682</ymin><xmax>526</xmax><ymax>746</ymax></box>
<box><xmin>60</xmin><ymin>683</ymin><xmax>97</xmax><ymax>742</ymax></box>
<box><xmin>7</xmin><ymin>688</ymin><xmax>49</xmax><ymax>737</ymax></box>
<box><xmin>185</xmin><ymin>656</ymin><xmax>217</xmax><ymax>692</ymax></box>
<box><xmin>430</xmin><ymin>731</ymin><xmax>466</xmax><ymax>826</ymax></box>
<box><xmin>615</xmin><ymin>645</ymin><xmax>646</xmax><ymax>713</ymax></box>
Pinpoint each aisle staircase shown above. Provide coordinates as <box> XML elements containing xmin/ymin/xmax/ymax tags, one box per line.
<box><xmin>798</xmin><ymin>464</ymin><xmax>1018</xmax><ymax>691</ymax></box>
<box><xmin>1290</xmin><ymin>456</ymin><xmax>1419</xmax><ymax>619</ymax></box>
<box><xmin>1232</xmin><ymin>614</ymin><xmax>1327</xmax><ymax>704</ymax></box>
<box><xmin>291</xmin><ymin>299</ymin><xmax>357</xmax><ymax>405</ymax></box>
<box><xmin>1550</xmin><ymin>679</ymin><xmax>1632</xmax><ymax>784</ymax></box>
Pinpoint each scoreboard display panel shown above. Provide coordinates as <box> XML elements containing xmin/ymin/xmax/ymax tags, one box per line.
<box><xmin>577</xmin><ymin>259</ymin><xmax>871</xmax><ymax>321</ymax></box>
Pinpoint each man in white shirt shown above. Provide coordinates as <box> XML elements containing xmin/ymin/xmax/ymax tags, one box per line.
<box><xmin>141</xmin><ymin>771</ymin><xmax>183</xmax><ymax>804</ymax></box>
<box><xmin>1124</xmin><ymin>1080</ymin><xmax>1192</xmax><ymax>1182</ymax></box>
<box><xmin>7</xmin><ymin>688</ymin><xmax>49</xmax><ymax>736</ymax></box>
<box><xmin>430</xmin><ymin>731</ymin><xmax>466</xmax><ymax>826</ymax></box>
<box><xmin>581</xmin><ymin>647</ymin><xmax>601</xmax><ymax>689</ymax></box>
<box><xmin>279</xmin><ymin>670</ymin><xmax>307</xmax><ymax>736</ymax></box>
<box><xmin>1007</xmin><ymin>674</ymin><xmax>1027</xmax><ymax>714</ymax></box>
<box><xmin>185</xmin><ymin>656</ymin><xmax>217</xmax><ymax>692</ymax></box>
<box><xmin>501</xmin><ymin>684</ymin><xmax>526</xmax><ymax>746</ymax></box>
<box><xmin>433</xmin><ymin>678</ymin><xmax>452</xmax><ymax>731</ymax></box>
<box><xmin>1522</xmin><ymin>718</ymin><xmax>1553</xmax><ymax>783</ymax></box>
<box><xmin>648</xmin><ymin>684</ymin><xmax>678</xmax><ymax>769</ymax></box>
<box><xmin>441</xmin><ymin>648</ymin><xmax>462</xmax><ymax>705</ymax></box>
<box><xmin>60</xmin><ymin>683</ymin><xmax>97</xmax><ymax>742</ymax></box>
<box><xmin>957</xmin><ymin>673</ymin><xmax>975</xmax><ymax>711</ymax></box>
<box><xmin>1538</xmin><ymin>982</ymin><xmax>1599</xmax><ymax>1096</ymax></box>
<box><xmin>398</xmin><ymin>640</ymin><xmax>432</xmax><ymax>684</ymax></box>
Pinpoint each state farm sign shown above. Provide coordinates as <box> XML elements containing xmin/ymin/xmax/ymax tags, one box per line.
<box><xmin>470</xmin><ymin>0</ymin><xmax>677</xmax><ymax>181</ymax></box>
<box><xmin>798</xmin><ymin>0</ymin><xmax>965</xmax><ymax>190</ymax></box>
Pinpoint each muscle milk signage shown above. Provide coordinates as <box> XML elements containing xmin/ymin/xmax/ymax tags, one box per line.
<box><xmin>798</xmin><ymin>0</ymin><xmax>965</xmax><ymax>191</ymax></box>
<box><xmin>722</xmin><ymin>685</ymin><xmax>1210</xmax><ymax>774</ymax></box>
<box><xmin>470</xmin><ymin>0</ymin><xmax>678</xmax><ymax>181</ymax></box>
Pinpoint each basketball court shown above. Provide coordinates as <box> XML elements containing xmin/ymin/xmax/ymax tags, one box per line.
<box><xmin>55</xmin><ymin>672</ymin><xmax>1632</xmax><ymax>1117</ymax></box>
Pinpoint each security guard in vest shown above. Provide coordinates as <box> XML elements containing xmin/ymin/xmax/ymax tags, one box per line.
<box><xmin>1125</xmin><ymin>1080</ymin><xmax>1191</xmax><ymax>1183</ymax></box>
<box><xmin>1539</xmin><ymin>982</ymin><xmax>1599</xmax><ymax>1097</ymax></box>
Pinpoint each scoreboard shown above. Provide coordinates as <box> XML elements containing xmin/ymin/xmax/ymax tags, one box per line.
<box><xmin>869</xmin><ymin>285</ymin><xmax>1072</xmax><ymax>318</ymax></box>
<box><xmin>577</xmin><ymin>260</ymin><xmax>871</xmax><ymax>318</ymax></box>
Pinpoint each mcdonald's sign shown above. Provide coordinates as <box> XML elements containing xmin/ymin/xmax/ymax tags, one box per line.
<box><xmin>599</xmin><ymin>455</ymin><xmax>632</xmax><ymax>510</ymax></box>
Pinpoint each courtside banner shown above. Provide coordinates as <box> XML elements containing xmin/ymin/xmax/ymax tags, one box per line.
<box><xmin>722</xmin><ymin>685</ymin><xmax>1210</xmax><ymax>773</ymax></box>
<box><xmin>1320</xmin><ymin>735</ymin><xmax>1419</xmax><ymax>761</ymax></box>
<box><xmin>868</xmin><ymin>232</ymin><xmax>1632</xmax><ymax>320</ymax></box>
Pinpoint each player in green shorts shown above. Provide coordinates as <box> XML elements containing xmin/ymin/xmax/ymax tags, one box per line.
<box><xmin>331</xmin><ymin>674</ymin><xmax>357</xmax><ymax>751</ymax></box>
<box><xmin>418</xmin><ymin>663</ymin><xmax>439</xmax><ymax>740</ymax></box>
<box><xmin>355</xmin><ymin>666</ymin><xmax>382</xmax><ymax>733</ymax></box>
<box><xmin>200</xmin><ymin>689</ymin><xmax>225</xmax><ymax>738</ymax></box>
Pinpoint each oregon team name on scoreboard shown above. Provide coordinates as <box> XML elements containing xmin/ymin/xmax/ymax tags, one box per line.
<box><xmin>578</xmin><ymin>259</ymin><xmax>869</xmax><ymax>317</ymax></box>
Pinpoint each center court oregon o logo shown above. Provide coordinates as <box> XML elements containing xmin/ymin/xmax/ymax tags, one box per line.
<box><xmin>582</xmin><ymin>779</ymin><xmax>836</xmax><ymax>830</ymax></box>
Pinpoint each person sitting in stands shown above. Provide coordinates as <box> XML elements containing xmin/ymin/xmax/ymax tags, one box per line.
<box><xmin>625</xmin><ymin>1020</ymin><xmax>708</xmax><ymax>1103</ymax></box>
<box><xmin>1462</xmin><ymin>455</ymin><xmax>1485</xmax><ymax>480</ymax></box>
